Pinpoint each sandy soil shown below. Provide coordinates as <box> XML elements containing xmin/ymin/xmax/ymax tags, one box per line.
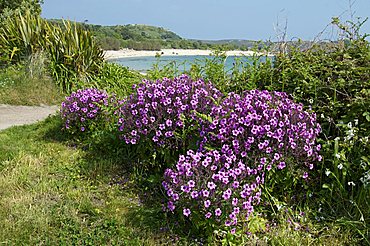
<box><xmin>104</xmin><ymin>48</ymin><xmax>271</xmax><ymax>60</ymax></box>
<box><xmin>0</xmin><ymin>104</ymin><xmax>59</xmax><ymax>131</ymax></box>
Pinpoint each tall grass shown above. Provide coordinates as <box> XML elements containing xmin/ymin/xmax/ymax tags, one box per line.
<box><xmin>0</xmin><ymin>58</ymin><xmax>63</xmax><ymax>106</ymax></box>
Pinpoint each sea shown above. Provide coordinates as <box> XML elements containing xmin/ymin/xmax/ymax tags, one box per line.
<box><xmin>109</xmin><ymin>55</ymin><xmax>270</xmax><ymax>73</ymax></box>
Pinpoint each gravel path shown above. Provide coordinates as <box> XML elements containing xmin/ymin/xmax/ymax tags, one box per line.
<box><xmin>0</xmin><ymin>104</ymin><xmax>59</xmax><ymax>131</ymax></box>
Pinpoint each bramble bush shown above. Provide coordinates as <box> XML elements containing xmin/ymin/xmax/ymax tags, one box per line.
<box><xmin>259</xmin><ymin>19</ymin><xmax>370</xmax><ymax>237</ymax></box>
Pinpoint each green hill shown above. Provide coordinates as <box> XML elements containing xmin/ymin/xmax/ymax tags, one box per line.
<box><xmin>46</xmin><ymin>20</ymin><xmax>256</xmax><ymax>51</ymax></box>
<box><xmin>46</xmin><ymin>19</ymin><xmax>316</xmax><ymax>52</ymax></box>
<box><xmin>88</xmin><ymin>23</ymin><xmax>185</xmax><ymax>50</ymax></box>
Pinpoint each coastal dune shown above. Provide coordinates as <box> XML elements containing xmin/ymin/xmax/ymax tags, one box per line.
<box><xmin>104</xmin><ymin>48</ymin><xmax>270</xmax><ymax>60</ymax></box>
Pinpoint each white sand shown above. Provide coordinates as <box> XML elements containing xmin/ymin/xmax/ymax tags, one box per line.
<box><xmin>104</xmin><ymin>48</ymin><xmax>272</xmax><ymax>60</ymax></box>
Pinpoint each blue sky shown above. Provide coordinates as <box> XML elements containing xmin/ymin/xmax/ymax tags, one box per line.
<box><xmin>41</xmin><ymin>0</ymin><xmax>370</xmax><ymax>41</ymax></box>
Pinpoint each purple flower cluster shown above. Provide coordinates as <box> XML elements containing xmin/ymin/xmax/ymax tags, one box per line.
<box><xmin>116</xmin><ymin>75</ymin><xmax>222</xmax><ymax>147</ymax></box>
<box><xmin>201</xmin><ymin>90</ymin><xmax>322</xmax><ymax>174</ymax></box>
<box><xmin>162</xmin><ymin>89</ymin><xmax>322</xmax><ymax>232</ymax></box>
<box><xmin>163</xmin><ymin>149</ymin><xmax>263</xmax><ymax>231</ymax></box>
<box><xmin>69</xmin><ymin>75</ymin><xmax>322</xmax><ymax>233</ymax></box>
<box><xmin>61</xmin><ymin>88</ymin><xmax>109</xmax><ymax>132</ymax></box>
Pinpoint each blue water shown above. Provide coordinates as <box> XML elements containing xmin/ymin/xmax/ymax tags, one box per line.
<box><xmin>110</xmin><ymin>55</ymin><xmax>268</xmax><ymax>73</ymax></box>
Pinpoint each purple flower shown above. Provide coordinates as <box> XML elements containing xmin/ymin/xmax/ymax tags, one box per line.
<box><xmin>277</xmin><ymin>161</ymin><xmax>286</xmax><ymax>170</ymax></box>
<box><xmin>202</xmin><ymin>190</ymin><xmax>210</xmax><ymax>197</ymax></box>
<box><xmin>207</xmin><ymin>182</ymin><xmax>216</xmax><ymax>190</ymax></box>
<box><xmin>191</xmin><ymin>191</ymin><xmax>199</xmax><ymax>199</ymax></box>
<box><xmin>61</xmin><ymin>88</ymin><xmax>110</xmax><ymax>133</ymax></box>
<box><xmin>232</xmin><ymin>198</ymin><xmax>239</xmax><ymax>206</ymax></box>
<box><xmin>303</xmin><ymin>172</ymin><xmax>309</xmax><ymax>179</ymax></box>
<box><xmin>183</xmin><ymin>208</ymin><xmax>191</xmax><ymax>217</ymax></box>
<box><xmin>167</xmin><ymin>201</ymin><xmax>175</xmax><ymax>211</ymax></box>
<box><xmin>204</xmin><ymin>200</ymin><xmax>211</xmax><ymax>208</ymax></box>
<box><xmin>166</xmin><ymin>119</ymin><xmax>172</xmax><ymax>127</ymax></box>
<box><xmin>188</xmin><ymin>180</ymin><xmax>195</xmax><ymax>188</ymax></box>
<box><xmin>232</xmin><ymin>181</ymin><xmax>239</xmax><ymax>188</ymax></box>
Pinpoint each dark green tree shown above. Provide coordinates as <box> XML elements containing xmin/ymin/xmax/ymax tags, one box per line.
<box><xmin>0</xmin><ymin>0</ymin><xmax>43</xmax><ymax>18</ymax></box>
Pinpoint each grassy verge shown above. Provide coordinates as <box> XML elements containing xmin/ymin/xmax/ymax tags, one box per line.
<box><xmin>0</xmin><ymin>116</ymin><xmax>180</xmax><ymax>245</ymax></box>
<box><xmin>0</xmin><ymin>65</ymin><xmax>63</xmax><ymax>106</ymax></box>
<box><xmin>0</xmin><ymin>116</ymin><xmax>361</xmax><ymax>245</ymax></box>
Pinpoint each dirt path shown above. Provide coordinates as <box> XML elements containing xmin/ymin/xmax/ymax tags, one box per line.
<box><xmin>0</xmin><ymin>104</ymin><xmax>59</xmax><ymax>131</ymax></box>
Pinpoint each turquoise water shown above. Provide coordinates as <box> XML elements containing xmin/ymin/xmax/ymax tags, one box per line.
<box><xmin>110</xmin><ymin>55</ymin><xmax>268</xmax><ymax>73</ymax></box>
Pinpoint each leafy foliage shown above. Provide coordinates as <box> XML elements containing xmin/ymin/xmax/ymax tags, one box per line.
<box><xmin>260</xmin><ymin>19</ymin><xmax>370</xmax><ymax>232</ymax></box>
<box><xmin>0</xmin><ymin>0</ymin><xmax>43</xmax><ymax>19</ymax></box>
<box><xmin>44</xmin><ymin>20</ymin><xmax>104</xmax><ymax>93</ymax></box>
<box><xmin>92</xmin><ymin>62</ymin><xmax>143</xmax><ymax>97</ymax></box>
<box><xmin>0</xmin><ymin>11</ymin><xmax>105</xmax><ymax>93</ymax></box>
<box><xmin>0</xmin><ymin>10</ymin><xmax>46</xmax><ymax>65</ymax></box>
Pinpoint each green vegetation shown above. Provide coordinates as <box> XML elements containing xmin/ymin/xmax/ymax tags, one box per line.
<box><xmin>74</xmin><ymin>21</ymin><xmax>317</xmax><ymax>52</ymax></box>
<box><xmin>0</xmin><ymin>1</ymin><xmax>369</xmax><ymax>244</ymax></box>
<box><xmin>44</xmin><ymin>20</ymin><xmax>104</xmax><ymax>93</ymax></box>
<box><xmin>0</xmin><ymin>113</ymin><xmax>360</xmax><ymax>245</ymax></box>
<box><xmin>93</xmin><ymin>62</ymin><xmax>143</xmax><ymax>96</ymax></box>
<box><xmin>145</xmin><ymin>17</ymin><xmax>370</xmax><ymax>243</ymax></box>
<box><xmin>0</xmin><ymin>0</ymin><xmax>43</xmax><ymax>21</ymax></box>
<box><xmin>86</xmin><ymin>22</ymin><xmax>210</xmax><ymax>51</ymax></box>
<box><xmin>0</xmin><ymin>117</ymin><xmax>178</xmax><ymax>245</ymax></box>
<box><xmin>0</xmin><ymin>11</ymin><xmax>142</xmax><ymax>95</ymax></box>
<box><xmin>46</xmin><ymin>19</ymin><xmax>268</xmax><ymax>51</ymax></box>
<box><xmin>0</xmin><ymin>11</ymin><xmax>105</xmax><ymax>93</ymax></box>
<box><xmin>264</xmin><ymin>20</ymin><xmax>370</xmax><ymax>241</ymax></box>
<box><xmin>0</xmin><ymin>61</ymin><xmax>62</xmax><ymax>105</ymax></box>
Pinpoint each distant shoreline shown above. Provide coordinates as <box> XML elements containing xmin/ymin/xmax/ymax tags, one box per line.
<box><xmin>104</xmin><ymin>48</ymin><xmax>272</xmax><ymax>60</ymax></box>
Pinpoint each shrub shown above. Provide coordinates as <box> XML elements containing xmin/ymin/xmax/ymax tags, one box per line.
<box><xmin>0</xmin><ymin>11</ymin><xmax>104</xmax><ymax>93</ymax></box>
<box><xmin>259</xmin><ymin>19</ymin><xmax>370</xmax><ymax>232</ymax></box>
<box><xmin>44</xmin><ymin>20</ymin><xmax>104</xmax><ymax>93</ymax></box>
<box><xmin>92</xmin><ymin>62</ymin><xmax>143</xmax><ymax>97</ymax></box>
<box><xmin>60</xmin><ymin>88</ymin><xmax>110</xmax><ymax>134</ymax></box>
<box><xmin>116</xmin><ymin>74</ymin><xmax>222</xmax><ymax>150</ymax></box>
<box><xmin>163</xmin><ymin>149</ymin><xmax>264</xmax><ymax>235</ymax></box>
<box><xmin>162</xmin><ymin>90</ymin><xmax>322</xmax><ymax>234</ymax></box>
<box><xmin>0</xmin><ymin>10</ymin><xmax>46</xmax><ymax>65</ymax></box>
<box><xmin>202</xmin><ymin>90</ymin><xmax>321</xmax><ymax>175</ymax></box>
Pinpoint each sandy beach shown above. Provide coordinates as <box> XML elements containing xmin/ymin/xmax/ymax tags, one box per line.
<box><xmin>104</xmin><ymin>48</ymin><xmax>271</xmax><ymax>60</ymax></box>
